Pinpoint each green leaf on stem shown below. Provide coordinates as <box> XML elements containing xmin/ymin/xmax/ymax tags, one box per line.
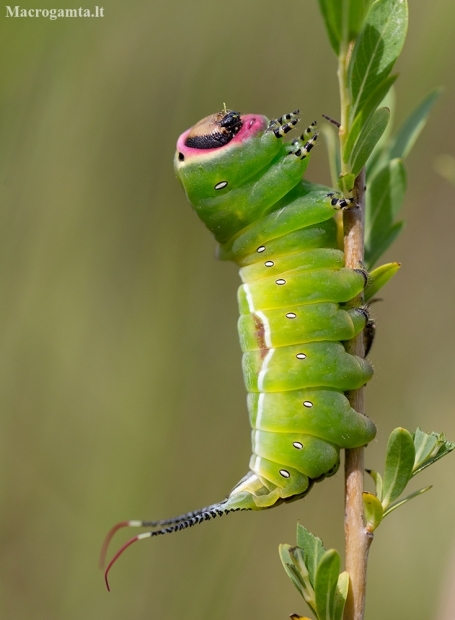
<box><xmin>348</xmin><ymin>0</ymin><xmax>408</xmax><ymax>122</ymax></box>
<box><xmin>296</xmin><ymin>523</ymin><xmax>325</xmax><ymax>587</ymax></box>
<box><xmin>345</xmin><ymin>74</ymin><xmax>397</xmax><ymax>162</ymax></box>
<box><xmin>364</xmin><ymin>261</ymin><xmax>401</xmax><ymax>301</ymax></box>
<box><xmin>350</xmin><ymin>107</ymin><xmax>390</xmax><ymax>175</ymax></box>
<box><xmin>333</xmin><ymin>571</ymin><xmax>350</xmax><ymax>620</ymax></box>
<box><xmin>382</xmin><ymin>427</ymin><xmax>415</xmax><ymax>509</ymax></box>
<box><xmin>279</xmin><ymin>544</ymin><xmax>314</xmax><ymax>604</ymax></box>
<box><xmin>338</xmin><ymin>172</ymin><xmax>356</xmax><ymax>195</ymax></box>
<box><xmin>363</xmin><ymin>491</ymin><xmax>384</xmax><ymax>531</ymax></box>
<box><xmin>383</xmin><ymin>486</ymin><xmax>432</xmax><ymax>517</ymax></box>
<box><xmin>317</xmin><ymin>0</ymin><xmax>373</xmax><ymax>55</ymax></box>
<box><xmin>314</xmin><ymin>549</ymin><xmax>341</xmax><ymax>620</ymax></box>
<box><xmin>366</xmin><ymin>468</ymin><xmax>383</xmax><ymax>501</ymax></box>
<box><xmin>412</xmin><ymin>428</ymin><xmax>455</xmax><ymax>475</ymax></box>
<box><xmin>365</xmin><ymin>158</ymin><xmax>406</xmax><ymax>268</ymax></box>
<box><xmin>389</xmin><ymin>88</ymin><xmax>442</xmax><ymax>160</ymax></box>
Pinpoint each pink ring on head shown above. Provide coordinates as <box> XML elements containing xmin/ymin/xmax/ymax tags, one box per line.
<box><xmin>176</xmin><ymin>114</ymin><xmax>269</xmax><ymax>160</ymax></box>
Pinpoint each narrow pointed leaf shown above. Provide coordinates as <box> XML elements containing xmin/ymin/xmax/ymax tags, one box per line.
<box><xmin>364</xmin><ymin>262</ymin><xmax>401</xmax><ymax>301</ymax></box>
<box><xmin>382</xmin><ymin>427</ymin><xmax>415</xmax><ymax>508</ymax></box>
<box><xmin>365</xmin><ymin>221</ymin><xmax>404</xmax><ymax>270</ymax></box>
<box><xmin>350</xmin><ymin>107</ymin><xmax>390</xmax><ymax>175</ymax></box>
<box><xmin>322</xmin><ymin>125</ymin><xmax>341</xmax><ymax>188</ymax></box>
<box><xmin>366</xmin><ymin>469</ymin><xmax>383</xmax><ymax>501</ymax></box>
<box><xmin>363</xmin><ymin>491</ymin><xmax>384</xmax><ymax>531</ymax></box>
<box><xmin>314</xmin><ymin>549</ymin><xmax>341</xmax><ymax>620</ymax></box>
<box><xmin>333</xmin><ymin>572</ymin><xmax>350</xmax><ymax>620</ymax></box>
<box><xmin>365</xmin><ymin>158</ymin><xmax>406</xmax><ymax>268</ymax></box>
<box><xmin>290</xmin><ymin>615</ymin><xmax>312</xmax><ymax>620</ymax></box>
<box><xmin>317</xmin><ymin>0</ymin><xmax>342</xmax><ymax>54</ymax></box>
<box><xmin>383</xmin><ymin>486</ymin><xmax>432</xmax><ymax>517</ymax></box>
<box><xmin>345</xmin><ymin>73</ymin><xmax>398</xmax><ymax>160</ymax></box>
<box><xmin>390</xmin><ymin>88</ymin><xmax>442</xmax><ymax>160</ymax></box>
<box><xmin>349</xmin><ymin>0</ymin><xmax>408</xmax><ymax>121</ymax></box>
<box><xmin>296</xmin><ymin>523</ymin><xmax>325</xmax><ymax>587</ymax></box>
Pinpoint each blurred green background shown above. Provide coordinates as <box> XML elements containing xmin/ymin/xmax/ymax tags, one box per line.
<box><xmin>0</xmin><ymin>1</ymin><xmax>454</xmax><ymax>619</ymax></box>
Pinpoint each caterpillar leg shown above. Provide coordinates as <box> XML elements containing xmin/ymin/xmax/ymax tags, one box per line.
<box><xmin>289</xmin><ymin>132</ymin><xmax>319</xmax><ymax>159</ymax></box>
<box><xmin>268</xmin><ymin>110</ymin><xmax>300</xmax><ymax>137</ymax></box>
<box><xmin>326</xmin><ymin>192</ymin><xmax>357</xmax><ymax>209</ymax></box>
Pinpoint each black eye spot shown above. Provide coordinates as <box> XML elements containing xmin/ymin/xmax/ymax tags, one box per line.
<box><xmin>178</xmin><ymin>152</ymin><xmax>185</xmax><ymax>161</ymax></box>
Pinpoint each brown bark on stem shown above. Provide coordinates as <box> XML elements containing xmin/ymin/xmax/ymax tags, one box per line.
<box><xmin>342</xmin><ymin>169</ymin><xmax>374</xmax><ymax>620</ymax></box>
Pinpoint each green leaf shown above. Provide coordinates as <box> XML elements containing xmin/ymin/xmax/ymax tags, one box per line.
<box><xmin>363</xmin><ymin>491</ymin><xmax>384</xmax><ymax>531</ymax></box>
<box><xmin>382</xmin><ymin>427</ymin><xmax>415</xmax><ymax>509</ymax></box>
<box><xmin>390</xmin><ymin>88</ymin><xmax>442</xmax><ymax>160</ymax></box>
<box><xmin>383</xmin><ymin>486</ymin><xmax>432</xmax><ymax>517</ymax></box>
<box><xmin>350</xmin><ymin>107</ymin><xmax>390</xmax><ymax>175</ymax></box>
<box><xmin>317</xmin><ymin>0</ymin><xmax>342</xmax><ymax>54</ymax></box>
<box><xmin>366</xmin><ymin>468</ymin><xmax>383</xmax><ymax>501</ymax></box>
<box><xmin>333</xmin><ymin>572</ymin><xmax>350</xmax><ymax>620</ymax></box>
<box><xmin>314</xmin><ymin>549</ymin><xmax>341</xmax><ymax>620</ymax></box>
<box><xmin>338</xmin><ymin>172</ymin><xmax>356</xmax><ymax>195</ymax></box>
<box><xmin>434</xmin><ymin>154</ymin><xmax>455</xmax><ymax>186</ymax></box>
<box><xmin>345</xmin><ymin>74</ymin><xmax>398</xmax><ymax>161</ymax></box>
<box><xmin>365</xmin><ymin>158</ymin><xmax>407</xmax><ymax>268</ymax></box>
<box><xmin>322</xmin><ymin>125</ymin><xmax>341</xmax><ymax>188</ymax></box>
<box><xmin>364</xmin><ymin>261</ymin><xmax>401</xmax><ymax>301</ymax></box>
<box><xmin>279</xmin><ymin>545</ymin><xmax>307</xmax><ymax>599</ymax></box>
<box><xmin>412</xmin><ymin>428</ymin><xmax>455</xmax><ymax>475</ymax></box>
<box><xmin>365</xmin><ymin>221</ymin><xmax>404</xmax><ymax>270</ymax></box>
<box><xmin>349</xmin><ymin>0</ymin><xmax>408</xmax><ymax>121</ymax></box>
<box><xmin>317</xmin><ymin>0</ymin><xmax>374</xmax><ymax>56</ymax></box>
<box><xmin>296</xmin><ymin>523</ymin><xmax>326</xmax><ymax>587</ymax></box>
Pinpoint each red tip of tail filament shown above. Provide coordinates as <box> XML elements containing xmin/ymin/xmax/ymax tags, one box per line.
<box><xmin>104</xmin><ymin>535</ymin><xmax>143</xmax><ymax>592</ymax></box>
<box><xmin>99</xmin><ymin>521</ymin><xmax>131</xmax><ymax>570</ymax></box>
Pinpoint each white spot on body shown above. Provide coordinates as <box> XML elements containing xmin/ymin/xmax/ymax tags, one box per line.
<box><xmin>214</xmin><ymin>181</ymin><xmax>228</xmax><ymax>190</ymax></box>
<box><xmin>293</xmin><ymin>442</ymin><xmax>303</xmax><ymax>450</ymax></box>
<box><xmin>286</xmin><ymin>312</ymin><xmax>296</xmax><ymax>319</ymax></box>
<box><xmin>257</xmin><ymin>349</ymin><xmax>274</xmax><ymax>391</ymax></box>
<box><xmin>275</xmin><ymin>279</ymin><xmax>286</xmax><ymax>285</ymax></box>
<box><xmin>264</xmin><ymin>261</ymin><xmax>274</xmax><ymax>267</ymax></box>
<box><xmin>257</xmin><ymin>246</ymin><xmax>266</xmax><ymax>253</ymax></box>
<box><xmin>296</xmin><ymin>353</ymin><xmax>306</xmax><ymax>360</ymax></box>
<box><xmin>279</xmin><ymin>469</ymin><xmax>290</xmax><ymax>478</ymax></box>
<box><xmin>303</xmin><ymin>401</ymin><xmax>313</xmax><ymax>408</ymax></box>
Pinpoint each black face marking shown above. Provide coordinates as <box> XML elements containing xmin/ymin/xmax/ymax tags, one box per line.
<box><xmin>178</xmin><ymin>152</ymin><xmax>185</xmax><ymax>161</ymax></box>
<box><xmin>214</xmin><ymin>181</ymin><xmax>228</xmax><ymax>191</ymax></box>
<box><xmin>185</xmin><ymin>110</ymin><xmax>243</xmax><ymax>149</ymax></box>
<box><xmin>279</xmin><ymin>469</ymin><xmax>290</xmax><ymax>478</ymax></box>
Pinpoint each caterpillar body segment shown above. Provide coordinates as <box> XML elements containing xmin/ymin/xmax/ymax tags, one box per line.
<box><xmin>102</xmin><ymin>109</ymin><xmax>375</xmax><ymax>588</ymax></box>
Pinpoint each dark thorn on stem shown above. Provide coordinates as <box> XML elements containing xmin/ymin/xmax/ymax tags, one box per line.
<box><xmin>322</xmin><ymin>114</ymin><xmax>341</xmax><ymax>128</ymax></box>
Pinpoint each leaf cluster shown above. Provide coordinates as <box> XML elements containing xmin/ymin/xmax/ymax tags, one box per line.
<box><xmin>280</xmin><ymin>525</ymin><xmax>349</xmax><ymax>620</ymax></box>
<box><xmin>363</xmin><ymin>427</ymin><xmax>455</xmax><ymax>531</ymax></box>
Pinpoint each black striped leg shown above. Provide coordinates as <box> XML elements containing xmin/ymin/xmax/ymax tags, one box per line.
<box><xmin>326</xmin><ymin>192</ymin><xmax>357</xmax><ymax>209</ymax></box>
<box><xmin>292</xmin><ymin>120</ymin><xmax>318</xmax><ymax>145</ymax></box>
<box><xmin>268</xmin><ymin>110</ymin><xmax>300</xmax><ymax>138</ymax></box>
<box><xmin>289</xmin><ymin>131</ymin><xmax>319</xmax><ymax>159</ymax></box>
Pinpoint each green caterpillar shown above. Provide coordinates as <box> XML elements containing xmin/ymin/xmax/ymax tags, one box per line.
<box><xmin>101</xmin><ymin>109</ymin><xmax>376</xmax><ymax>589</ymax></box>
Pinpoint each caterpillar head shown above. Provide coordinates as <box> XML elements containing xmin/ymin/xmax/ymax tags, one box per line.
<box><xmin>174</xmin><ymin>109</ymin><xmax>296</xmax><ymax>243</ymax></box>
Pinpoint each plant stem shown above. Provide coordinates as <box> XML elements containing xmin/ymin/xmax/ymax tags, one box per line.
<box><xmin>342</xmin><ymin>169</ymin><xmax>373</xmax><ymax>620</ymax></box>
